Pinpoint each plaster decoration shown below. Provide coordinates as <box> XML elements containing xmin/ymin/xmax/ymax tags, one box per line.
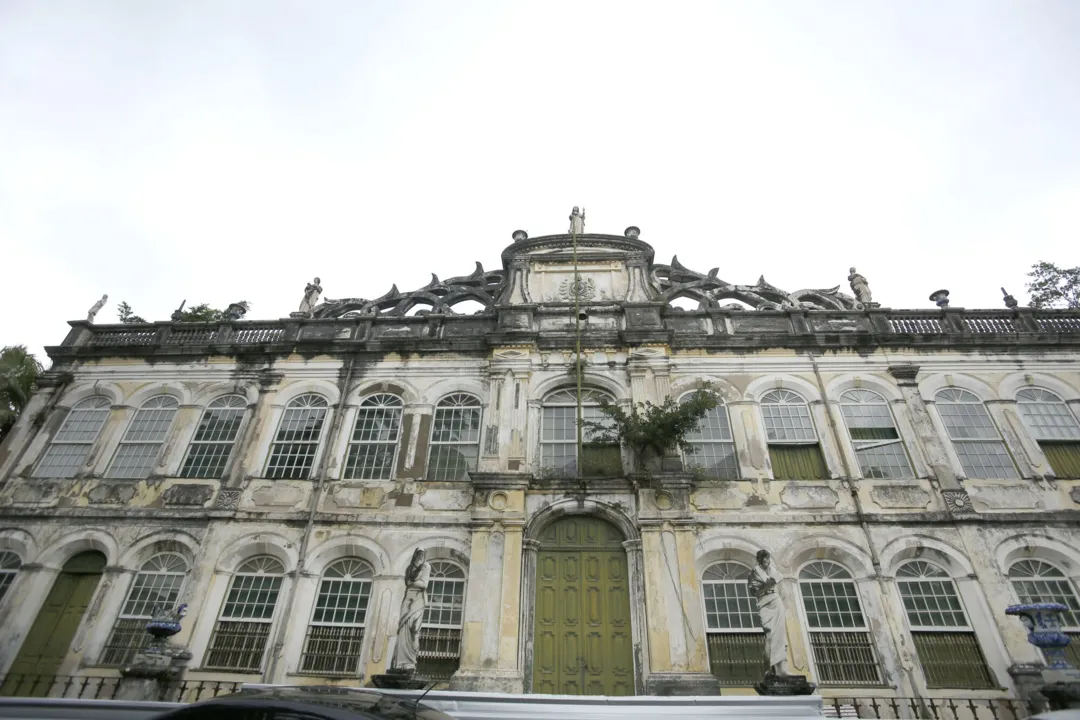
<box><xmin>779</xmin><ymin>485</ymin><xmax>840</xmax><ymax>510</ymax></box>
<box><xmin>1071</xmin><ymin>487</ymin><xmax>1080</xmax><ymax>505</ymax></box>
<box><xmin>87</xmin><ymin>482</ymin><xmax>137</xmax><ymax>505</ymax></box>
<box><xmin>418</xmin><ymin>488</ymin><xmax>473</xmax><ymax>511</ymax></box>
<box><xmin>250</xmin><ymin>484</ymin><xmax>305</xmax><ymax>508</ymax></box>
<box><xmin>869</xmin><ymin>485</ymin><xmax>932</xmax><ymax>510</ymax></box>
<box><xmin>690</xmin><ymin>485</ymin><xmax>749</xmax><ymax>510</ymax></box>
<box><xmin>214</xmin><ymin>490</ymin><xmax>240</xmax><ymax>510</ymax></box>
<box><xmin>492</xmin><ymin>349</ymin><xmax>528</xmax><ymax>359</ymax></box>
<box><xmin>7</xmin><ymin>480</ymin><xmax>61</xmax><ymax>505</ymax></box>
<box><xmin>161</xmin><ymin>483</ymin><xmax>215</xmax><ymax>507</ymax></box>
<box><xmin>654</xmin><ymin>491</ymin><xmax>674</xmax><ymax>511</ymax></box>
<box><xmin>967</xmin><ymin>483</ymin><xmax>1046</xmax><ymax>511</ymax></box>
<box><xmin>941</xmin><ymin>489</ymin><xmax>974</xmax><ymax>513</ymax></box>
<box><xmin>330</xmin><ymin>485</ymin><xmax>387</xmax><ymax>509</ymax></box>
<box><xmin>314</xmin><ymin>263</ymin><xmax>503</xmax><ymax>319</ymax></box>
<box><xmin>809</xmin><ymin>316</ymin><xmax>870</xmax><ymax>333</ymax></box>
<box><xmin>488</xmin><ymin>491</ymin><xmax>509</xmax><ymax>510</ymax></box>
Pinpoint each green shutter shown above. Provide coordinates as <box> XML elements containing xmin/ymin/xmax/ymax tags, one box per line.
<box><xmin>769</xmin><ymin>444</ymin><xmax>828</xmax><ymax>480</ymax></box>
<box><xmin>1041</xmin><ymin>442</ymin><xmax>1080</xmax><ymax>479</ymax></box>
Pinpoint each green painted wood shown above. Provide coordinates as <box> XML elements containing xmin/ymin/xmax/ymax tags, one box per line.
<box><xmin>533</xmin><ymin>517</ymin><xmax>633</xmax><ymax>696</ymax></box>
<box><xmin>769</xmin><ymin>444</ymin><xmax>828</xmax><ymax>480</ymax></box>
<box><xmin>1042</xmin><ymin>442</ymin><xmax>1080</xmax><ymax>478</ymax></box>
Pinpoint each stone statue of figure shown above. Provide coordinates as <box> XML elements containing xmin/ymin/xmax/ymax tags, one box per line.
<box><xmin>569</xmin><ymin>206</ymin><xmax>585</xmax><ymax>235</ymax></box>
<box><xmin>298</xmin><ymin>277</ymin><xmax>322</xmax><ymax>315</ymax></box>
<box><xmin>391</xmin><ymin>548</ymin><xmax>431</xmax><ymax>673</ymax></box>
<box><xmin>747</xmin><ymin>549</ymin><xmax>791</xmax><ymax>677</ymax></box>
<box><xmin>848</xmin><ymin>267</ymin><xmax>872</xmax><ymax>304</ymax></box>
<box><xmin>87</xmin><ymin>294</ymin><xmax>108</xmax><ymax>323</ymax></box>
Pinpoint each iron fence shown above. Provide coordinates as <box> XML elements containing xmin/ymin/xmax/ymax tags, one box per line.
<box><xmin>822</xmin><ymin>697</ymin><xmax>1044</xmax><ymax>720</ymax></box>
<box><xmin>0</xmin><ymin>675</ymin><xmax>241</xmax><ymax>702</ymax></box>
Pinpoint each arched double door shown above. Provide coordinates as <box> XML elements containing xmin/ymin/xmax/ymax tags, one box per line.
<box><xmin>532</xmin><ymin>516</ymin><xmax>634</xmax><ymax>696</ymax></box>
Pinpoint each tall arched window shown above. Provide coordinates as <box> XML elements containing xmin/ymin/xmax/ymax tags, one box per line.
<box><xmin>540</xmin><ymin>388</ymin><xmax>619</xmax><ymax>478</ymax></box>
<box><xmin>299</xmin><ymin>558</ymin><xmax>374</xmax><ymax>676</ymax></box>
<box><xmin>761</xmin><ymin>389</ymin><xmax>827</xmax><ymax>480</ymax></box>
<box><xmin>1009</xmin><ymin>559</ymin><xmax>1080</xmax><ymax>668</ymax></box>
<box><xmin>343</xmin><ymin>394</ymin><xmax>403</xmax><ymax>480</ymax></box>
<box><xmin>0</xmin><ymin>551</ymin><xmax>21</xmax><ymax>604</ymax></box>
<box><xmin>101</xmin><ymin>553</ymin><xmax>188</xmax><ymax>666</ymax></box>
<box><xmin>180</xmin><ymin>395</ymin><xmax>247</xmax><ymax>479</ymax></box>
<box><xmin>683</xmin><ymin>396</ymin><xmax>738</xmax><ymax>479</ymax></box>
<box><xmin>702</xmin><ymin>562</ymin><xmax>764</xmax><ymax>685</ymax></box>
<box><xmin>427</xmin><ymin>394</ymin><xmax>482</xmax><ymax>481</ymax></box>
<box><xmin>896</xmin><ymin>560</ymin><xmax>994</xmax><ymax>688</ymax></box>
<box><xmin>204</xmin><ymin>556</ymin><xmax>285</xmax><ymax>672</ymax></box>
<box><xmin>106</xmin><ymin>396</ymin><xmax>180</xmax><ymax>478</ymax></box>
<box><xmin>1016</xmin><ymin>388</ymin><xmax>1080</xmax><ymax>478</ymax></box>
<box><xmin>418</xmin><ymin>560</ymin><xmax>467</xmax><ymax>680</ymax></box>
<box><xmin>799</xmin><ymin>561</ymin><xmax>882</xmax><ymax>685</ymax></box>
<box><xmin>935</xmin><ymin>388</ymin><xmax>1018</xmax><ymax>479</ymax></box>
<box><xmin>839</xmin><ymin>389</ymin><xmax>913</xmax><ymax>478</ymax></box>
<box><xmin>34</xmin><ymin>396</ymin><xmax>112</xmax><ymax>478</ymax></box>
<box><xmin>265</xmin><ymin>394</ymin><xmax>329</xmax><ymax>480</ymax></box>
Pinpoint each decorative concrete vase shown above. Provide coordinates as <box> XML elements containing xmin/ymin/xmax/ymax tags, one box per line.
<box><xmin>1006</xmin><ymin>603</ymin><xmax>1074</xmax><ymax>670</ymax></box>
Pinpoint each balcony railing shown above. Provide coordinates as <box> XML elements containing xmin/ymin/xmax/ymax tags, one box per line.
<box><xmin>822</xmin><ymin>697</ymin><xmax>1042</xmax><ymax>720</ymax></box>
<box><xmin>0</xmin><ymin>674</ymin><xmax>241</xmax><ymax>703</ymax></box>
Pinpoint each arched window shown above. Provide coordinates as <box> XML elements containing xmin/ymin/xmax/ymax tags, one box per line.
<box><xmin>935</xmin><ymin>388</ymin><xmax>1018</xmax><ymax>479</ymax></box>
<box><xmin>839</xmin><ymin>390</ymin><xmax>913</xmax><ymax>478</ymax></box>
<box><xmin>427</xmin><ymin>394</ymin><xmax>482</xmax><ymax>481</ymax></box>
<box><xmin>34</xmin><ymin>397</ymin><xmax>112</xmax><ymax>479</ymax></box>
<box><xmin>418</xmin><ymin>560</ymin><xmax>467</xmax><ymax>680</ymax></box>
<box><xmin>1016</xmin><ymin>388</ymin><xmax>1080</xmax><ymax>478</ymax></box>
<box><xmin>180</xmin><ymin>395</ymin><xmax>247</xmax><ymax>479</ymax></box>
<box><xmin>0</xmin><ymin>551</ymin><xmax>21</xmax><ymax>604</ymax></box>
<box><xmin>799</xmin><ymin>561</ymin><xmax>882</xmax><ymax>685</ymax></box>
<box><xmin>683</xmin><ymin>396</ymin><xmax>737</xmax><ymax>480</ymax></box>
<box><xmin>896</xmin><ymin>560</ymin><xmax>994</xmax><ymax>689</ymax></box>
<box><xmin>265</xmin><ymin>394</ymin><xmax>329</xmax><ymax>480</ymax></box>
<box><xmin>540</xmin><ymin>388</ymin><xmax>619</xmax><ymax>478</ymax></box>
<box><xmin>761</xmin><ymin>389</ymin><xmax>827</xmax><ymax>480</ymax></box>
<box><xmin>204</xmin><ymin>556</ymin><xmax>285</xmax><ymax>672</ymax></box>
<box><xmin>702</xmin><ymin>562</ymin><xmax>764</xmax><ymax>684</ymax></box>
<box><xmin>106</xmin><ymin>396</ymin><xmax>180</xmax><ymax>479</ymax></box>
<box><xmin>299</xmin><ymin>558</ymin><xmax>374</xmax><ymax>676</ymax></box>
<box><xmin>343</xmin><ymin>394</ymin><xmax>403</xmax><ymax>480</ymax></box>
<box><xmin>1009</xmin><ymin>559</ymin><xmax>1080</xmax><ymax>668</ymax></box>
<box><xmin>100</xmin><ymin>553</ymin><xmax>188</xmax><ymax>666</ymax></box>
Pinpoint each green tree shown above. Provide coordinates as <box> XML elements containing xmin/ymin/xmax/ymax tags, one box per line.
<box><xmin>1027</xmin><ymin>261</ymin><xmax>1080</xmax><ymax>309</ymax></box>
<box><xmin>117</xmin><ymin>301</ymin><xmax>147</xmax><ymax>324</ymax></box>
<box><xmin>175</xmin><ymin>303</ymin><xmax>224</xmax><ymax>323</ymax></box>
<box><xmin>0</xmin><ymin>345</ymin><xmax>43</xmax><ymax>442</ymax></box>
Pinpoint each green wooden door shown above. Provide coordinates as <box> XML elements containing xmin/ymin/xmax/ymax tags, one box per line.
<box><xmin>2</xmin><ymin>551</ymin><xmax>106</xmax><ymax>696</ymax></box>
<box><xmin>533</xmin><ymin>517</ymin><xmax>634</xmax><ymax>696</ymax></box>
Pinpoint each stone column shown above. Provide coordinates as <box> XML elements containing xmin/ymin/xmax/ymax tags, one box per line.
<box><xmin>727</xmin><ymin>400</ymin><xmax>770</xmax><ymax>481</ymax></box>
<box><xmin>115</xmin><ymin>645</ymin><xmax>193</xmax><ymax>702</ymax></box>
<box><xmin>478</xmin><ymin>374</ymin><xmax>504</xmax><ymax>473</ymax></box>
<box><xmin>226</xmin><ymin>376</ymin><xmax>280</xmax><ymax>489</ymax></box>
<box><xmin>986</xmin><ymin>399</ymin><xmax>1038</xmax><ymax>479</ymax></box>
<box><xmin>508</xmin><ymin>371</ymin><xmax>530</xmax><ymax>471</ymax></box>
<box><xmin>0</xmin><ymin>372</ymin><xmax>70</xmax><ymax>481</ymax></box>
<box><xmin>888</xmin><ymin>366</ymin><xmax>964</xmax><ymax>500</ymax></box>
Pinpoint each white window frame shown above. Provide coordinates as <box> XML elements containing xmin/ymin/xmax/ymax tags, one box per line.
<box><xmin>298</xmin><ymin>558</ymin><xmax>375</xmax><ymax>676</ymax></box>
<box><xmin>34</xmin><ymin>396</ymin><xmax>113</xmax><ymax>479</ymax></box>
<box><xmin>539</xmin><ymin>388</ymin><xmax>615</xmax><ymax>476</ymax></box>
<box><xmin>100</xmin><ymin>553</ymin><xmax>188</xmax><ymax>666</ymax></box>
<box><xmin>343</xmin><ymin>394</ymin><xmax>403</xmax><ymax>480</ymax></box>
<box><xmin>760</xmin><ymin>389</ymin><xmax>818</xmax><ymax>445</ymax></box>
<box><xmin>702</xmin><ymin>561</ymin><xmax>761</xmax><ymax>632</ymax></box>
<box><xmin>0</xmin><ymin>551</ymin><xmax>21</xmax><ymax>604</ymax></box>
<box><xmin>418</xmin><ymin>560</ymin><xmax>467</xmax><ymax>677</ymax></box>
<box><xmin>934</xmin><ymin>388</ymin><xmax>1018</xmax><ymax>479</ymax></box>
<box><xmin>798</xmin><ymin>560</ymin><xmax>883</xmax><ymax>686</ymax></box>
<box><xmin>1008</xmin><ymin>559</ymin><xmax>1080</xmax><ymax>630</ymax></box>
<box><xmin>682</xmin><ymin>395</ymin><xmax>738</xmax><ymax>480</ymax></box>
<box><xmin>203</xmin><ymin>556</ymin><xmax>286</xmax><ymax>672</ymax></box>
<box><xmin>180</xmin><ymin>395</ymin><xmax>248</xmax><ymax>479</ymax></box>
<box><xmin>896</xmin><ymin>560</ymin><xmax>972</xmax><ymax>631</ymax></box>
<box><xmin>265</xmin><ymin>394</ymin><xmax>329</xmax><ymax>480</ymax></box>
<box><xmin>427</xmin><ymin>394</ymin><xmax>482</xmax><ymax>481</ymax></box>
<box><xmin>106</xmin><ymin>396</ymin><xmax>180</xmax><ymax>479</ymax></box>
<box><xmin>838</xmin><ymin>389</ymin><xmax>914</xmax><ymax>479</ymax></box>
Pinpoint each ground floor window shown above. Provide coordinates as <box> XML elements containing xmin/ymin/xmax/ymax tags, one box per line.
<box><xmin>417</xmin><ymin>561</ymin><xmax>466</xmax><ymax>680</ymax></box>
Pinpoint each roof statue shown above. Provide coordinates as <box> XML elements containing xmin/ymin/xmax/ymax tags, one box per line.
<box><xmin>569</xmin><ymin>206</ymin><xmax>585</xmax><ymax>235</ymax></box>
<box><xmin>86</xmin><ymin>294</ymin><xmax>108</xmax><ymax>323</ymax></box>
<box><xmin>298</xmin><ymin>278</ymin><xmax>322</xmax><ymax>316</ymax></box>
<box><xmin>848</xmin><ymin>267</ymin><xmax>872</xmax><ymax>305</ymax></box>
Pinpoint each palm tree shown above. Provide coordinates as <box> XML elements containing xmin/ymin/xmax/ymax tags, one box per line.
<box><xmin>0</xmin><ymin>345</ymin><xmax>43</xmax><ymax>443</ymax></box>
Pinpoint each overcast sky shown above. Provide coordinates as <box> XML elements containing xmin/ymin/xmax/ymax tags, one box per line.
<box><xmin>2</xmin><ymin>0</ymin><xmax>1078</xmax><ymax>363</ymax></box>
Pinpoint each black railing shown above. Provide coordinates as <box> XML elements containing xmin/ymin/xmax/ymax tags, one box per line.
<box><xmin>0</xmin><ymin>674</ymin><xmax>241</xmax><ymax>703</ymax></box>
<box><xmin>822</xmin><ymin>697</ymin><xmax>1044</xmax><ymax>720</ymax></box>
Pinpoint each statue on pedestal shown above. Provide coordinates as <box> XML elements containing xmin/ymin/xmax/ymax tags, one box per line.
<box><xmin>748</xmin><ymin>550</ymin><xmax>815</xmax><ymax>695</ymax></box>
<box><xmin>87</xmin><ymin>294</ymin><xmax>108</xmax><ymax>323</ymax></box>
<box><xmin>569</xmin><ymin>206</ymin><xmax>585</xmax><ymax>235</ymax></box>
<box><xmin>848</xmin><ymin>267</ymin><xmax>872</xmax><ymax>305</ymax></box>
<box><xmin>298</xmin><ymin>278</ymin><xmax>323</xmax><ymax>316</ymax></box>
<box><xmin>373</xmin><ymin>549</ymin><xmax>432</xmax><ymax>689</ymax></box>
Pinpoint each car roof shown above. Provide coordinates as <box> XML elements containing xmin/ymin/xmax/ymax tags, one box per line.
<box><xmin>187</xmin><ymin>686</ymin><xmax>450</xmax><ymax>720</ymax></box>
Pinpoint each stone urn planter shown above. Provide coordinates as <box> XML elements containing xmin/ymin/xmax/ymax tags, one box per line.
<box><xmin>145</xmin><ymin>603</ymin><xmax>188</xmax><ymax>654</ymax></box>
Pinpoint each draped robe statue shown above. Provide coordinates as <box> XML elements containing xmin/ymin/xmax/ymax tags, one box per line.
<box><xmin>848</xmin><ymin>267</ymin><xmax>872</xmax><ymax>304</ymax></box>
<box><xmin>747</xmin><ymin>549</ymin><xmax>792</xmax><ymax>676</ymax></box>
<box><xmin>569</xmin><ymin>206</ymin><xmax>585</xmax><ymax>235</ymax></box>
<box><xmin>298</xmin><ymin>277</ymin><xmax>323</xmax><ymax>315</ymax></box>
<box><xmin>391</xmin><ymin>548</ymin><xmax>431</xmax><ymax>673</ymax></box>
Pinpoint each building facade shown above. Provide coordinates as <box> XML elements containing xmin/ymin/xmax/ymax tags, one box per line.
<box><xmin>1</xmin><ymin>227</ymin><xmax>1079</xmax><ymax>701</ymax></box>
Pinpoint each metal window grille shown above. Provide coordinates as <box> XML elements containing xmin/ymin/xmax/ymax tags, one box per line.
<box><xmin>896</xmin><ymin>561</ymin><xmax>994</xmax><ymax>688</ymax></box>
<box><xmin>34</xmin><ymin>397</ymin><xmax>111</xmax><ymax>479</ymax></box>
<box><xmin>106</xmin><ymin>396</ymin><xmax>179</xmax><ymax>479</ymax></box>
<box><xmin>683</xmin><ymin>397</ymin><xmax>738</xmax><ymax>479</ymax></box>
<box><xmin>418</xmin><ymin>561</ymin><xmax>465</xmax><ymax>680</ymax></box>
<box><xmin>1009</xmin><ymin>560</ymin><xmax>1080</xmax><ymax>629</ymax></box>
<box><xmin>540</xmin><ymin>389</ymin><xmax>617</xmax><ymax>477</ymax></box>
<box><xmin>0</xmin><ymin>551</ymin><xmax>21</xmax><ymax>604</ymax></box>
<box><xmin>265</xmin><ymin>394</ymin><xmax>328</xmax><ymax>480</ymax></box>
<box><xmin>935</xmin><ymin>388</ymin><xmax>1018</xmax><ymax>479</ymax></box>
<box><xmin>1017</xmin><ymin>388</ymin><xmax>1080</xmax><ymax>478</ymax></box>
<box><xmin>799</xmin><ymin>561</ymin><xmax>882</xmax><ymax>685</ymax></box>
<box><xmin>702</xmin><ymin>562</ymin><xmax>765</xmax><ymax>685</ymax></box>
<box><xmin>343</xmin><ymin>394</ymin><xmax>402</xmax><ymax>480</ymax></box>
<box><xmin>427</xmin><ymin>394</ymin><xmax>482</xmax><ymax>481</ymax></box>
<box><xmin>100</xmin><ymin>554</ymin><xmax>187</xmax><ymax>666</ymax></box>
<box><xmin>179</xmin><ymin>395</ymin><xmax>247</xmax><ymax>479</ymax></box>
<box><xmin>204</xmin><ymin>556</ymin><xmax>285</xmax><ymax>672</ymax></box>
<box><xmin>839</xmin><ymin>390</ymin><xmax>914</xmax><ymax>479</ymax></box>
<box><xmin>298</xmin><ymin>558</ymin><xmax>374</xmax><ymax>676</ymax></box>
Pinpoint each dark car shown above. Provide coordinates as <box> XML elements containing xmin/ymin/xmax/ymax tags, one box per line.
<box><xmin>151</xmin><ymin>687</ymin><xmax>453</xmax><ymax>720</ymax></box>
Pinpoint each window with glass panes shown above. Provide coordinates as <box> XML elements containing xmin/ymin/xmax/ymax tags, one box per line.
<box><xmin>761</xmin><ymin>390</ymin><xmax>828</xmax><ymax>480</ymax></box>
<box><xmin>1016</xmin><ymin>388</ymin><xmax>1080</xmax><ymax>478</ymax></box>
<box><xmin>427</xmin><ymin>394</ymin><xmax>482</xmax><ymax>481</ymax></box>
<box><xmin>34</xmin><ymin>397</ymin><xmax>112</xmax><ymax>479</ymax></box>
<box><xmin>683</xmin><ymin>396</ymin><xmax>738</xmax><ymax>479</ymax></box>
<box><xmin>265</xmin><ymin>395</ymin><xmax>328</xmax><ymax>480</ymax></box>
<box><xmin>839</xmin><ymin>390</ymin><xmax>913</xmax><ymax>478</ymax></box>
<box><xmin>180</xmin><ymin>395</ymin><xmax>247</xmax><ymax>479</ymax></box>
<box><xmin>343</xmin><ymin>394</ymin><xmax>402</xmax><ymax>480</ymax></box>
<box><xmin>896</xmin><ymin>561</ymin><xmax>994</xmax><ymax>688</ymax></box>
<box><xmin>0</xmin><ymin>551</ymin><xmax>21</xmax><ymax>604</ymax></box>
<box><xmin>204</xmin><ymin>556</ymin><xmax>285</xmax><ymax>672</ymax></box>
<box><xmin>702</xmin><ymin>562</ymin><xmax>765</xmax><ymax>684</ymax></box>
<box><xmin>799</xmin><ymin>561</ymin><xmax>882</xmax><ymax>685</ymax></box>
<box><xmin>540</xmin><ymin>388</ymin><xmax>619</xmax><ymax>477</ymax></box>
<box><xmin>299</xmin><ymin>558</ymin><xmax>374</xmax><ymax>676</ymax></box>
<box><xmin>418</xmin><ymin>560</ymin><xmax>466</xmax><ymax>680</ymax></box>
<box><xmin>935</xmin><ymin>388</ymin><xmax>1018</xmax><ymax>479</ymax></box>
<box><xmin>1009</xmin><ymin>560</ymin><xmax>1080</xmax><ymax>668</ymax></box>
<box><xmin>106</xmin><ymin>396</ymin><xmax>180</xmax><ymax>479</ymax></box>
<box><xmin>100</xmin><ymin>554</ymin><xmax>188</xmax><ymax>666</ymax></box>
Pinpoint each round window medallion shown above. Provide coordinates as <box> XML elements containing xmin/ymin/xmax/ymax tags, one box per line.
<box><xmin>489</xmin><ymin>491</ymin><xmax>509</xmax><ymax>510</ymax></box>
<box><xmin>655</xmin><ymin>491</ymin><xmax>674</xmax><ymax>510</ymax></box>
